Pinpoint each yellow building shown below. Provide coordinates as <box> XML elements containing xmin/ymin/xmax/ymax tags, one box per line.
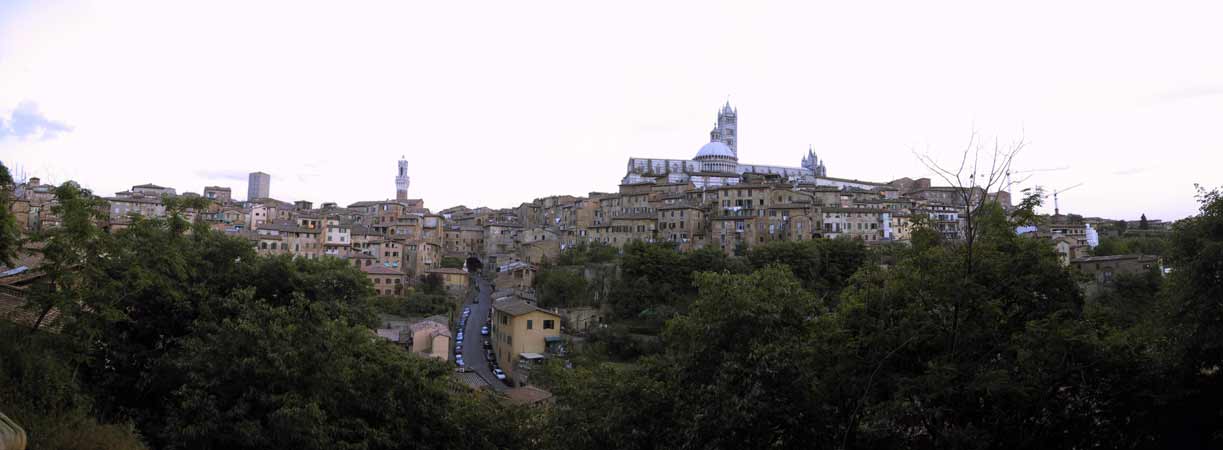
<box><xmin>424</xmin><ymin>267</ymin><xmax>469</xmax><ymax>293</ymax></box>
<box><xmin>491</xmin><ymin>297</ymin><xmax>561</xmax><ymax>379</ymax></box>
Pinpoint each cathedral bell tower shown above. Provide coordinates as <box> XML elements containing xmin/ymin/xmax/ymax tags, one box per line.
<box><xmin>709</xmin><ymin>101</ymin><xmax>738</xmax><ymax>157</ymax></box>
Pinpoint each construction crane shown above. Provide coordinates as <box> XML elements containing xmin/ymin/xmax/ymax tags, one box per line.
<box><xmin>1043</xmin><ymin>182</ymin><xmax>1084</xmax><ymax>216</ymax></box>
<box><xmin>1004</xmin><ymin>166</ymin><xmax>1069</xmax><ymax>193</ymax></box>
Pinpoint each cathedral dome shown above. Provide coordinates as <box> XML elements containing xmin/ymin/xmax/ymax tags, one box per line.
<box><xmin>695</xmin><ymin>141</ymin><xmax>735</xmax><ymax>159</ymax></box>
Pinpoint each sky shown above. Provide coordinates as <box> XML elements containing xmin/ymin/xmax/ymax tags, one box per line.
<box><xmin>1</xmin><ymin>0</ymin><xmax>1220</xmax><ymax>220</ymax></box>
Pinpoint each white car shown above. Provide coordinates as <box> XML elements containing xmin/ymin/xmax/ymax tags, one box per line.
<box><xmin>492</xmin><ymin>368</ymin><xmax>507</xmax><ymax>381</ymax></box>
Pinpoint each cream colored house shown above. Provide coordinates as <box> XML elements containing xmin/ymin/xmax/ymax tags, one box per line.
<box><xmin>408</xmin><ymin>316</ymin><xmax>451</xmax><ymax>361</ymax></box>
<box><xmin>491</xmin><ymin>297</ymin><xmax>561</xmax><ymax>379</ymax></box>
<box><xmin>425</xmin><ymin>267</ymin><xmax>469</xmax><ymax>293</ymax></box>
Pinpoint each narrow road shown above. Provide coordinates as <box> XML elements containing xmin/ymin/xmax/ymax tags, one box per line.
<box><xmin>457</xmin><ymin>275</ymin><xmax>508</xmax><ymax>391</ymax></box>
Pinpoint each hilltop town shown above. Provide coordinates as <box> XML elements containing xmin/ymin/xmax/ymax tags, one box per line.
<box><xmin>0</xmin><ymin>103</ymin><xmax>1194</xmax><ymax>449</ymax></box>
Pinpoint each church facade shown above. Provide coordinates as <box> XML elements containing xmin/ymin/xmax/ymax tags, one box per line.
<box><xmin>622</xmin><ymin>102</ymin><xmax>829</xmax><ymax>188</ymax></box>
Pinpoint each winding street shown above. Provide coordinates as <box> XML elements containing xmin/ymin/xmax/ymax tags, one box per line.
<box><xmin>456</xmin><ymin>275</ymin><xmax>508</xmax><ymax>392</ymax></box>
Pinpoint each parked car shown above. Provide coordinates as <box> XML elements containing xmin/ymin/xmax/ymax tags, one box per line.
<box><xmin>456</xmin><ymin>332</ymin><xmax>464</xmax><ymax>341</ymax></box>
<box><xmin>492</xmin><ymin>368</ymin><xmax>507</xmax><ymax>382</ymax></box>
<box><xmin>480</xmin><ymin>326</ymin><xmax>489</xmax><ymax>336</ymax></box>
<box><xmin>482</xmin><ymin>339</ymin><xmax>491</xmax><ymax>349</ymax></box>
<box><xmin>485</xmin><ymin>350</ymin><xmax>494</xmax><ymax>362</ymax></box>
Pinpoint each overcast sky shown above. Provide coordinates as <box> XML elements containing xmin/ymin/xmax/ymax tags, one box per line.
<box><xmin>1</xmin><ymin>1</ymin><xmax>1219</xmax><ymax>220</ymax></box>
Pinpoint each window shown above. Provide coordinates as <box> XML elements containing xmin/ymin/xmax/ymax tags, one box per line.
<box><xmin>506</xmin><ymin>335</ymin><xmax>512</xmax><ymax>345</ymax></box>
<box><xmin>527</xmin><ymin>319</ymin><xmax>533</xmax><ymax>330</ymax></box>
<box><xmin>544</xmin><ymin>320</ymin><xmax>555</xmax><ymax>329</ymax></box>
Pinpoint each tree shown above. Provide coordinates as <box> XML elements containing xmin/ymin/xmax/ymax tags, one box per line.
<box><xmin>908</xmin><ymin>212</ymin><xmax>944</xmax><ymax>252</ymax></box>
<box><xmin>25</xmin><ymin>182</ymin><xmax>112</xmax><ymax>332</ymax></box>
<box><xmin>824</xmin><ymin>203</ymin><xmax>1153</xmax><ymax>448</ymax></box>
<box><xmin>159</xmin><ymin>292</ymin><xmax>475</xmax><ymax>450</ymax></box>
<box><xmin>464</xmin><ymin>256</ymin><xmax>483</xmax><ymax>273</ymax></box>
<box><xmin>745</xmin><ymin>238</ymin><xmax>866</xmax><ymax>296</ymax></box>
<box><xmin>21</xmin><ymin>212</ymin><xmax>533</xmax><ymax>449</ymax></box>
<box><xmin>0</xmin><ymin>162</ymin><xmax>20</xmax><ymax>267</ymax></box>
<box><xmin>440</xmin><ymin>256</ymin><xmax>465</xmax><ymax>269</ymax></box>
<box><xmin>544</xmin><ymin>267</ymin><xmax>823</xmax><ymax>450</ymax></box>
<box><xmin>1161</xmin><ymin>188</ymin><xmax>1223</xmax><ymax>385</ymax></box>
<box><xmin>0</xmin><ymin>322</ymin><xmax>146</xmax><ymax>450</ymax></box>
<box><xmin>556</xmin><ymin>241</ymin><xmax>619</xmax><ymax>266</ymax></box>
<box><xmin>535</xmin><ymin>267</ymin><xmax>589</xmax><ymax>308</ymax></box>
<box><xmin>914</xmin><ymin>132</ymin><xmax>1026</xmax><ymax>358</ymax></box>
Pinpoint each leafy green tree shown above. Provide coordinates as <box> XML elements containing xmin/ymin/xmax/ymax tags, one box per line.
<box><xmin>25</xmin><ymin>182</ymin><xmax>112</xmax><ymax>331</ymax></box>
<box><xmin>25</xmin><ymin>212</ymin><xmax>531</xmax><ymax>449</ymax></box>
<box><xmin>369</xmin><ymin>289</ymin><xmax>451</xmax><ymax>317</ymax></box>
<box><xmin>661</xmin><ymin>267</ymin><xmax>824</xmax><ymax>448</ymax></box>
<box><xmin>908</xmin><ymin>212</ymin><xmax>944</xmax><ymax>253</ymax></box>
<box><xmin>545</xmin><ymin>267</ymin><xmax>827</xmax><ymax>449</ymax></box>
<box><xmin>535</xmin><ymin>267</ymin><xmax>589</xmax><ymax>308</ymax></box>
<box><xmin>159</xmin><ymin>292</ymin><xmax>474</xmax><ymax>450</ymax></box>
<box><xmin>1093</xmin><ymin>235</ymin><xmax>1168</xmax><ymax>257</ymax></box>
<box><xmin>543</xmin><ymin>361</ymin><xmax>677</xmax><ymax>450</ymax></box>
<box><xmin>419</xmin><ymin>272</ymin><xmax>445</xmax><ymax>295</ymax></box>
<box><xmin>1150</xmin><ymin>187</ymin><xmax>1223</xmax><ymax>448</ymax></box>
<box><xmin>745</xmin><ymin>238</ymin><xmax>866</xmax><ymax>295</ymax></box>
<box><xmin>822</xmin><ymin>201</ymin><xmax>1170</xmax><ymax>448</ymax></box>
<box><xmin>557</xmin><ymin>241</ymin><xmax>618</xmax><ymax>266</ymax></box>
<box><xmin>0</xmin><ymin>162</ymin><xmax>20</xmax><ymax>266</ymax></box>
<box><xmin>612</xmin><ymin>241</ymin><xmax>690</xmax><ymax>318</ymax></box>
<box><xmin>440</xmin><ymin>256</ymin><xmax>465</xmax><ymax>269</ymax></box>
<box><xmin>0</xmin><ymin>323</ymin><xmax>146</xmax><ymax>450</ymax></box>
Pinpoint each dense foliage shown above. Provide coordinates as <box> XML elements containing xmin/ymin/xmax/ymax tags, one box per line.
<box><xmin>369</xmin><ymin>274</ymin><xmax>454</xmax><ymax>318</ymax></box>
<box><xmin>440</xmin><ymin>256</ymin><xmax>465</xmax><ymax>269</ymax></box>
<box><xmin>0</xmin><ymin>182</ymin><xmax>526</xmax><ymax>450</ymax></box>
<box><xmin>0</xmin><ymin>163</ymin><xmax>19</xmax><ymax>266</ymax></box>
<box><xmin>4</xmin><ymin>170</ymin><xmax>1222</xmax><ymax>449</ymax></box>
<box><xmin>535</xmin><ymin>192</ymin><xmax>1223</xmax><ymax>449</ymax></box>
<box><xmin>1093</xmin><ymin>235</ymin><xmax>1169</xmax><ymax>256</ymax></box>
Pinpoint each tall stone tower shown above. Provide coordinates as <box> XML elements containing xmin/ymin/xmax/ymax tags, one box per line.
<box><xmin>395</xmin><ymin>156</ymin><xmax>410</xmax><ymax>201</ymax></box>
<box><xmin>708</xmin><ymin>101</ymin><xmax>738</xmax><ymax>157</ymax></box>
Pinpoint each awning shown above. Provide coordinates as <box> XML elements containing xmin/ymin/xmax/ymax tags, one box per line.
<box><xmin>519</xmin><ymin>352</ymin><xmax>545</xmax><ymax>360</ymax></box>
<box><xmin>544</xmin><ymin>336</ymin><xmax>564</xmax><ymax>343</ymax></box>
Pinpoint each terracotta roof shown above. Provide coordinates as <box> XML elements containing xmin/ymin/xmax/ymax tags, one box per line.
<box><xmin>493</xmin><ymin>298</ymin><xmax>558</xmax><ymax>317</ymax></box>
<box><xmin>362</xmin><ymin>265</ymin><xmax>404</xmax><ymax>276</ymax></box>
<box><xmin>503</xmin><ymin>386</ymin><xmax>554</xmax><ymax>406</ymax></box>
<box><xmin>1071</xmin><ymin>254</ymin><xmax>1158</xmax><ymax>263</ymax></box>
<box><xmin>0</xmin><ymin>291</ymin><xmax>61</xmax><ymax>333</ymax></box>
<box><xmin>258</xmin><ymin>222</ymin><xmax>321</xmax><ymax>234</ymax></box>
<box><xmin>106</xmin><ymin>196</ymin><xmax>163</xmax><ymax>204</ymax></box>
<box><xmin>425</xmin><ymin>268</ymin><xmax>469</xmax><ymax>275</ymax></box>
<box><xmin>823</xmin><ymin>207</ymin><xmax>886</xmax><ymax>214</ymax></box>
